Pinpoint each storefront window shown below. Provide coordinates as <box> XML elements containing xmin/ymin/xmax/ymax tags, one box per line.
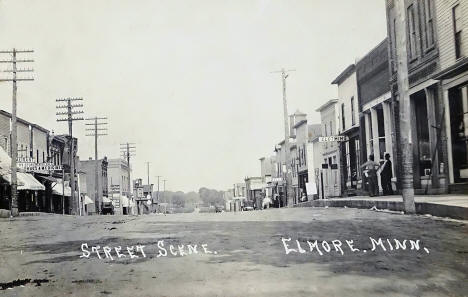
<box><xmin>415</xmin><ymin>91</ymin><xmax>432</xmax><ymax>177</ymax></box>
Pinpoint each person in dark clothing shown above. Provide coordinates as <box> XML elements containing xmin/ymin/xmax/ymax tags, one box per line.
<box><xmin>380</xmin><ymin>153</ymin><xmax>393</xmax><ymax>195</ymax></box>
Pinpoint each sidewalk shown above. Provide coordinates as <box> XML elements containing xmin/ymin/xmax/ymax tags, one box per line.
<box><xmin>294</xmin><ymin>194</ymin><xmax>468</xmax><ymax>220</ymax></box>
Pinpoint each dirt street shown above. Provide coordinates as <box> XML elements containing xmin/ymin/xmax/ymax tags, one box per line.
<box><xmin>0</xmin><ymin>207</ymin><xmax>467</xmax><ymax>297</ymax></box>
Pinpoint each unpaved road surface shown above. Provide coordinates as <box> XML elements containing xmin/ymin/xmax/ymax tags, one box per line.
<box><xmin>1</xmin><ymin>207</ymin><xmax>467</xmax><ymax>297</ymax></box>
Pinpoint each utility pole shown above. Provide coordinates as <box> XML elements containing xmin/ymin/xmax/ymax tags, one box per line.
<box><xmin>394</xmin><ymin>0</ymin><xmax>415</xmax><ymax>213</ymax></box>
<box><xmin>0</xmin><ymin>49</ymin><xmax>34</xmax><ymax>217</ymax></box>
<box><xmin>155</xmin><ymin>175</ymin><xmax>162</xmax><ymax>212</ymax></box>
<box><xmin>271</xmin><ymin>68</ymin><xmax>295</xmax><ymax>207</ymax></box>
<box><xmin>85</xmin><ymin>116</ymin><xmax>108</xmax><ymax>214</ymax></box>
<box><xmin>120</xmin><ymin>143</ymin><xmax>136</xmax><ymax>212</ymax></box>
<box><xmin>146</xmin><ymin>162</ymin><xmax>150</xmax><ymax>185</ymax></box>
<box><xmin>163</xmin><ymin>179</ymin><xmax>168</xmax><ymax>212</ymax></box>
<box><xmin>56</xmin><ymin>97</ymin><xmax>84</xmax><ymax>215</ymax></box>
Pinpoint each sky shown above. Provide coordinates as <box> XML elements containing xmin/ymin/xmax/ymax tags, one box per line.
<box><xmin>0</xmin><ymin>0</ymin><xmax>387</xmax><ymax>192</ymax></box>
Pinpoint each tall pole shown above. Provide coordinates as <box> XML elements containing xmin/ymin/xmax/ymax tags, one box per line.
<box><xmin>394</xmin><ymin>0</ymin><xmax>415</xmax><ymax>213</ymax></box>
<box><xmin>0</xmin><ymin>49</ymin><xmax>34</xmax><ymax>217</ymax></box>
<box><xmin>272</xmin><ymin>68</ymin><xmax>295</xmax><ymax>207</ymax></box>
<box><xmin>120</xmin><ymin>142</ymin><xmax>135</xmax><ymax>212</ymax></box>
<box><xmin>163</xmin><ymin>179</ymin><xmax>167</xmax><ymax>212</ymax></box>
<box><xmin>85</xmin><ymin>116</ymin><xmax>108</xmax><ymax>214</ymax></box>
<box><xmin>146</xmin><ymin>162</ymin><xmax>150</xmax><ymax>185</ymax></box>
<box><xmin>56</xmin><ymin>97</ymin><xmax>84</xmax><ymax>215</ymax></box>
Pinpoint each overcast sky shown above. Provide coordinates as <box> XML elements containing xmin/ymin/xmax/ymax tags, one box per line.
<box><xmin>0</xmin><ymin>0</ymin><xmax>387</xmax><ymax>192</ymax></box>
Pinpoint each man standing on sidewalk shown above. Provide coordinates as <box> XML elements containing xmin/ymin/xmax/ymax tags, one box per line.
<box><xmin>361</xmin><ymin>155</ymin><xmax>380</xmax><ymax>197</ymax></box>
<box><xmin>380</xmin><ymin>153</ymin><xmax>393</xmax><ymax>195</ymax></box>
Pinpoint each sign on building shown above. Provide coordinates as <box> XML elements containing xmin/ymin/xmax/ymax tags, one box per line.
<box><xmin>319</xmin><ymin>136</ymin><xmax>349</xmax><ymax>142</ymax></box>
<box><xmin>17</xmin><ymin>157</ymin><xmax>63</xmax><ymax>173</ymax></box>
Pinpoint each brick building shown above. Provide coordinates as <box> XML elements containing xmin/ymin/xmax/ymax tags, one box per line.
<box><xmin>79</xmin><ymin>157</ymin><xmax>109</xmax><ymax>214</ymax></box>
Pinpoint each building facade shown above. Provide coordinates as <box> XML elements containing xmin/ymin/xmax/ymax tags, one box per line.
<box><xmin>332</xmin><ymin>64</ymin><xmax>362</xmax><ymax>195</ymax></box>
<box><xmin>79</xmin><ymin>157</ymin><xmax>109</xmax><ymax>214</ymax></box>
<box><xmin>107</xmin><ymin>158</ymin><xmax>133</xmax><ymax>215</ymax></box>
<box><xmin>386</xmin><ymin>0</ymin><xmax>448</xmax><ymax>194</ymax></box>
<box><xmin>432</xmin><ymin>0</ymin><xmax>468</xmax><ymax>193</ymax></box>
<box><xmin>357</xmin><ymin>39</ymin><xmax>397</xmax><ymax>195</ymax></box>
<box><xmin>316</xmin><ymin>100</ymin><xmax>341</xmax><ymax>198</ymax></box>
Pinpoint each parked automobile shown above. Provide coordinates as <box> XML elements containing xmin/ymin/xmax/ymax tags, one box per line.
<box><xmin>215</xmin><ymin>206</ymin><xmax>223</xmax><ymax>213</ymax></box>
<box><xmin>243</xmin><ymin>201</ymin><xmax>254</xmax><ymax>211</ymax></box>
<box><xmin>101</xmin><ymin>202</ymin><xmax>114</xmax><ymax>215</ymax></box>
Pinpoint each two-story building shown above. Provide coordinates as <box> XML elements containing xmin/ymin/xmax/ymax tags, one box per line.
<box><xmin>357</xmin><ymin>39</ymin><xmax>396</xmax><ymax>195</ymax></box>
<box><xmin>107</xmin><ymin>158</ymin><xmax>133</xmax><ymax>215</ymax></box>
<box><xmin>386</xmin><ymin>0</ymin><xmax>448</xmax><ymax>194</ymax></box>
<box><xmin>316</xmin><ymin>99</ymin><xmax>341</xmax><ymax>198</ymax></box>
<box><xmin>432</xmin><ymin>0</ymin><xmax>468</xmax><ymax>193</ymax></box>
<box><xmin>332</xmin><ymin>64</ymin><xmax>362</xmax><ymax>195</ymax></box>
<box><xmin>79</xmin><ymin>157</ymin><xmax>109</xmax><ymax>214</ymax></box>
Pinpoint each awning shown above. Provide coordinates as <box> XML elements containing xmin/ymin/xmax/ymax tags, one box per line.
<box><xmin>119</xmin><ymin>195</ymin><xmax>129</xmax><ymax>207</ymax></box>
<box><xmin>83</xmin><ymin>195</ymin><xmax>94</xmax><ymax>205</ymax></box>
<box><xmin>51</xmin><ymin>181</ymin><xmax>72</xmax><ymax>197</ymax></box>
<box><xmin>3</xmin><ymin>172</ymin><xmax>44</xmax><ymax>190</ymax></box>
<box><xmin>36</xmin><ymin>175</ymin><xmax>58</xmax><ymax>183</ymax></box>
<box><xmin>102</xmin><ymin>196</ymin><xmax>111</xmax><ymax>203</ymax></box>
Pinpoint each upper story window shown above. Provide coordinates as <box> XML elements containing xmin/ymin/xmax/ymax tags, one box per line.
<box><xmin>453</xmin><ymin>4</ymin><xmax>464</xmax><ymax>59</ymax></box>
<box><xmin>422</xmin><ymin>0</ymin><xmax>435</xmax><ymax>50</ymax></box>
<box><xmin>351</xmin><ymin>97</ymin><xmax>356</xmax><ymax>126</ymax></box>
<box><xmin>407</xmin><ymin>4</ymin><xmax>417</xmax><ymax>60</ymax></box>
<box><xmin>341</xmin><ymin>103</ymin><xmax>346</xmax><ymax>131</ymax></box>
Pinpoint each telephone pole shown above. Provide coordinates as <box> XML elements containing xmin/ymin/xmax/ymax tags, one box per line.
<box><xmin>146</xmin><ymin>162</ymin><xmax>150</xmax><ymax>185</ymax></box>
<box><xmin>163</xmin><ymin>179</ymin><xmax>168</xmax><ymax>212</ymax></box>
<box><xmin>271</xmin><ymin>68</ymin><xmax>295</xmax><ymax>207</ymax></box>
<box><xmin>56</xmin><ymin>97</ymin><xmax>84</xmax><ymax>215</ymax></box>
<box><xmin>85</xmin><ymin>116</ymin><xmax>108</xmax><ymax>213</ymax></box>
<box><xmin>394</xmin><ymin>0</ymin><xmax>415</xmax><ymax>213</ymax></box>
<box><xmin>120</xmin><ymin>143</ymin><xmax>136</xmax><ymax>212</ymax></box>
<box><xmin>0</xmin><ymin>49</ymin><xmax>34</xmax><ymax>217</ymax></box>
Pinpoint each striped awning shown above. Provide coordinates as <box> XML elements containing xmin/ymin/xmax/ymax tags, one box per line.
<box><xmin>3</xmin><ymin>172</ymin><xmax>44</xmax><ymax>190</ymax></box>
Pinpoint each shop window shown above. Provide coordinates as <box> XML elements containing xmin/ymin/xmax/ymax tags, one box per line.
<box><xmin>414</xmin><ymin>91</ymin><xmax>432</xmax><ymax>177</ymax></box>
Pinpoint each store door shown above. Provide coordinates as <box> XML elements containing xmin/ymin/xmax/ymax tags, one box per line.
<box><xmin>449</xmin><ymin>86</ymin><xmax>468</xmax><ymax>183</ymax></box>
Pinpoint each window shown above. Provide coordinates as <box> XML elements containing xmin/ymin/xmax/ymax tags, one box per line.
<box><xmin>329</xmin><ymin>121</ymin><xmax>333</xmax><ymax>136</ymax></box>
<box><xmin>422</xmin><ymin>0</ymin><xmax>435</xmax><ymax>49</ymax></box>
<box><xmin>453</xmin><ymin>4</ymin><xmax>464</xmax><ymax>59</ymax></box>
<box><xmin>324</xmin><ymin>123</ymin><xmax>327</xmax><ymax>136</ymax></box>
<box><xmin>392</xmin><ymin>18</ymin><xmax>398</xmax><ymax>72</ymax></box>
<box><xmin>351</xmin><ymin>97</ymin><xmax>355</xmax><ymax>126</ymax></box>
<box><xmin>407</xmin><ymin>4</ymin><xmax>417</xmax><ymax>59</ymax></box>
<box><xmin>43</xmin><ymin>152</ymin><xmax>45</xmax><ymax>163</ymax></box>
<box><xmin>341</xmin><ymin>103</ymin><xmax>345</xmax><ymax>131</ymax></box>
<box><xmin>36</xmin><ymin>149</ymin><xmax>39</xmax><ymax>163</ymax></box>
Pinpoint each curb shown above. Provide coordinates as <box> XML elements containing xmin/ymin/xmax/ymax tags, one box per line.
<box><xmin>293</xmin><ymin>199</ymin><xmax>468</xmax><ymax>220</ymax></box>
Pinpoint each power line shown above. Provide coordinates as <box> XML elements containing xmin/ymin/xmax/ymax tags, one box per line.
<box><xmin>271</xmin><ymin>68</ymin><xmax>295</xmax><ymax>207</ymax></box>
<box><xmin>0</xmin><ymin>48</ymin><xmax>34</xmax><ymax>217</ymax></box>
<box><xmin>120</xmin><ymin>142</ymin><xmax>136</xmax><ymax>213</ymax></box>
<box><xmin>56</xmin><ymin>97</ymin><xmax>84</xmax><ymax>215</ymax></box>
<box><xmin>85</xmin><ymin>116</ymin><xmax>108</xmax><ymax>213</ymax></box>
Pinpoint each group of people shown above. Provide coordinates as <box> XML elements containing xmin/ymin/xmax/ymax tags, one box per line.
<box><xmin>360</xmin><ymin>153</ymin><xmax>393</xmax><ymax>197</ymax></box>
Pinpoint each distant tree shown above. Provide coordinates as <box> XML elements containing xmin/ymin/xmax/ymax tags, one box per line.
<box><xmin>198</xmin><ymin>187</ymin><xmax>225</xmax><ymax>206</ymax></box>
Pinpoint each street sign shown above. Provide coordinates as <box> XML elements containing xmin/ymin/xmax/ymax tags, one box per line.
<box><xmin>319</xmin><ymin>136</ymin><xmax>349</xmax><ymax>142</ymax></box>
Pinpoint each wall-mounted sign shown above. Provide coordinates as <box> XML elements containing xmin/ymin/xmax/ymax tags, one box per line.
<box><xmin>319</xmin><ymin>136</ymin><xmax>348</xmax><ymax>142</ymax></box>
<box><xmin>17</xmin><ymin>157</ymin><xmax>63</xmax><ymax>172</ymax></box>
